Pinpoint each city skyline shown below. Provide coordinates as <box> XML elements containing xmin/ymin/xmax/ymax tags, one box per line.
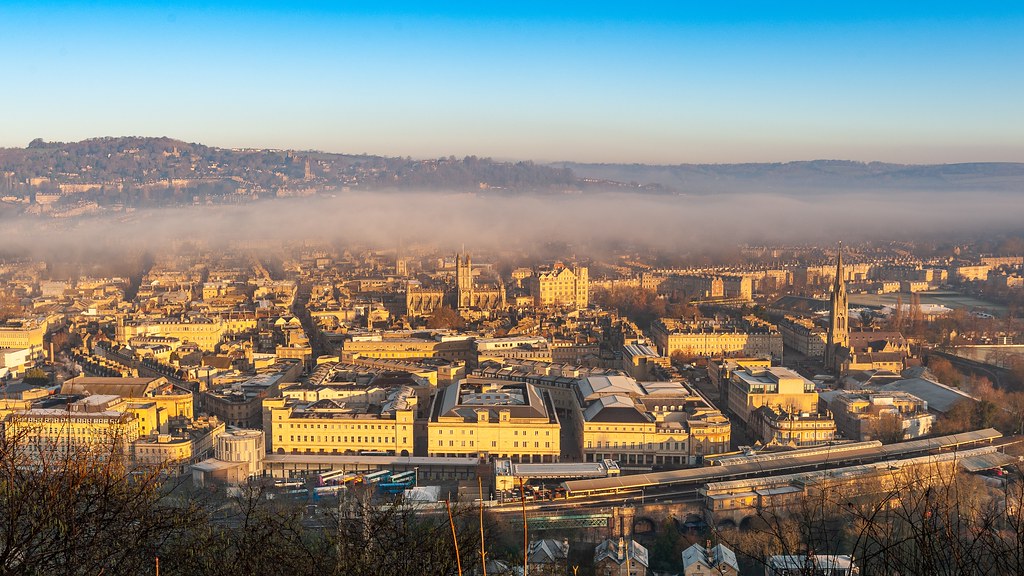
<box><xmin>5</xmin><ymin>4</ymin><xmax>1024</xmax><ymax>575</ymax></box>
<box><xmin>4</xmin><ymin>2</ymin><xmax>1024</xmax><ymax>164</ymax></box>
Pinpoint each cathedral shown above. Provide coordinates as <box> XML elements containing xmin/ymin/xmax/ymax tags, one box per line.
<box><xmin>405</xmin><ymin>251</ymin><xmax>505</xmax><ymax>317</ymax></box>
<box><xmin>455</xmin><ymin>252</ymin><xmax>505</xmax><ymax>311</ymax></box>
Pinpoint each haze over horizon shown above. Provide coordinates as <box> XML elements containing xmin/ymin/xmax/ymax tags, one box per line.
<box><xmin>4</xmin><ymin>2</ymin><xmax>1023</xmax><ymax>165</ymax></box>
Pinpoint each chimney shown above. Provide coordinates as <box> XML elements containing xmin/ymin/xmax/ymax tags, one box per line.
<box><xmin>618</xmin><ymin>536</ymin><xmax>625</xmax><ymax>562</ymax></box>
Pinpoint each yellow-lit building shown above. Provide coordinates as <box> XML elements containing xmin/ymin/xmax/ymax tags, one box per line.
<box><xmin>573</xmin><ymin>376</ymin><xmax>731</xmax><ymax>467</ymax></box>
<box><xmin>133</xmin><ymin>433</ymin><xmax>193</xmax><ymax>468</ymax></box>
<box><xmin>707</xmin><ymin>357</ymin><xmax>772</xmax><ymax>405</ymax></box>
<box><xmin>727</xmin><ymin>366</ymin><xmax>819</xmax><ymax>426</ymax></box>
<box><xmin>750</xmin><ymin>405</ymin><xmax>836</xmax><ymax>447</ymax></box>
<box><xmin>776</xmin><ymin>316</ymin><xmax>827</xmax><ymax>358</ymax></box>
<box><xmin>650</xmin><ymin>317</ymin><xmax>783</xmax><ymax>360</ymax></box>
<box><xmin>126</xmin><ymin>401</ymin><xmax>161</xmax><ymax>436</ymax></box>
<box><xmin>342</xmin><ymin>333</ymin><xmax>475</xmax><ymax>362</ymax></box>
<box><xmin>118</xmin><ymin>316</ymin><xmax>256</xmax><ymax>351</ymax></box>
<box><xmin>428</xmin><ymin>379</ymin><xmax>561</xmax><ymax>463</ymax></box>
<box><xmin>529</xmin><ymin>264</ymin><xmax>589</xmax><ymax>309</ymax></box>
<box><xmin>0</xmin><ymin>318</ymin><xmax>47</xmax><ymax>356</ymax></box>
<box><xmin>822</xmin><ymin>389</ymin><xmax>934</xmax><ymax>442</ymax></box>
<box><xmin>263</xmin><ymin>385</ymin><xmax>417</xmax><ymax>456</ymax></box>
<box><xmin>621</xmin><ymin>344</ymin><xmax>671</xmax><ymax>381</ymax></box>
<box><xmin>3</xmin><ymin>395</ymin><xmax>141</xmax><ymax>463</ymax></box>
<box><xmin>0</xmin><ymin>398</ymin><xmax>33</xmax><ymax>425</ymax></box>
<box><xmin>62</xmin><ymin>376</ymin><xmax>194</xmax><ymax>425</ymax></box>
<box><xmin>951</xmin><ymin>264</ymin><xmax>991</xmax><ymax>283</ymax></box>
<box><xmin>474</xmin><ymin>336</ymin><xmax>553</xmax><ymax>364</ymax></box>
<box><xmin>133</xmin><ymin>415</ymin><xmax>226</xmax><ymax>472</ymax></box>
<box><xmin>191</xmin><ymin>428</ymin><xmax>266</xmax><ymax>487</ymax></box>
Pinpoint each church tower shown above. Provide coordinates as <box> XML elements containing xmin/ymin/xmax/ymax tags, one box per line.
<box><xmin>825</xmin><ymin>242</ymin><xmax>850</xmax><ymax>372</ymax></box>
<box><xmin>456</xmin><ymin>251</ymin><xmax>474</xmax><ymax>308</ymax></box>
<box><xmin>395</xmin><ymin>238</ymin><xmax>407</xmax><ymax>277</ymax></box>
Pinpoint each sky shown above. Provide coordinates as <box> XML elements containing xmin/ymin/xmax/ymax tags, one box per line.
<box><xmin>2</xmin><ymin>2</ymin><xmax>1023</xmax><ymax>164</ymax></box>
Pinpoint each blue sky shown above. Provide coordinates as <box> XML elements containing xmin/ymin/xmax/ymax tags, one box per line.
<box><xmin>2</xmin><ymin>2</ymin><xmax>1023</xmax><ymax>163</ymax></box>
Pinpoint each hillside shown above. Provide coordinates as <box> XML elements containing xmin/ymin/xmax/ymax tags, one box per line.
<box><xmin>0</xmin><ymin>137</ymin><xmax>579</xmax><ymax>200</ymax></box>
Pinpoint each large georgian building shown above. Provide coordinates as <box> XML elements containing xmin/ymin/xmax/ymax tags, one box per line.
<box><xmin>262</xmin><ymin>385</ymin><xmax>417</xmax><ymax>456</ymax></box>
<box><xmin>3</xmin><ymin>395</ymin><xmax>142</xmax><ymax>463</ymax></box>
<box><xmin>573</xmin><ymin>375</ymin><xmax>731</xmax><ymax>468</ymax></box>
<box><xmin>529</xmin><ymin>263</ymin><xmax>589</xmax><ymax>309</ymax></box>
<box><xmin>650</xmin><ymin>317</ymin><xmax>783</xmax><ymax>361</ymax></box>
<box><xmin>62</xmin><ymin>376</ymin><xmax>194</xmax><ymax>423</ymax></box>
<box><xmin>777</xmin><ymin>315</ymin><xmax>827</xmax><ymax>358</ymax></box>
<box><xmin>821</xmin><ymin>389</ymin><xmax>934</xmax><ymax>442</ymax></box>
<box><xmin>342</xmin><ymin>332</ymin><xmax>475</xmax><ymax>362</ymax></box>
<box><xmin>427</xmin><ymin>379</ymin><xmax>561</xmax><ymax>462</ymax></box>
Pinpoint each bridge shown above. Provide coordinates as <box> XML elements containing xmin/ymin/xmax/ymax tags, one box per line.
<box><xmin>491</xmin><ymin>501</ymin><xmax>705</xmax><ymax>537</ymax></box>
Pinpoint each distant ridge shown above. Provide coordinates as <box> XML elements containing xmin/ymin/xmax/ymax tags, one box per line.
<box><xmin>1</xmin><ymin>137</ymin><xmax>1022</xmax><ymax>200</ymax></box>
<box><xmin>552</xmin><ymin>159</ymin><xmax>1024</xmax><ymax>194</ymax></box>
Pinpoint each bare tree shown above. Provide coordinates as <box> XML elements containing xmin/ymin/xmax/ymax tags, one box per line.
<box><xmin>0</xmin><ymin>423</ymin><xmax>203</xmax><ymax>576</ymax></box>
<box><xmin>713</xmin><ymin>456</ymin><xmax>1024</xmax><ymax>576</ymax></box>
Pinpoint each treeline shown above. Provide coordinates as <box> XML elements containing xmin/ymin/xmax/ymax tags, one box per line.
<box><xmin>591</xmin><ymin>285</ymin><xmax>700</xmax><ymax>330</ymax></box>
<box><xmin>928</xmin><ymin>356</ymin><xmax>1024</xmax><ymax>436</ymax></box>
<box><xmin>5</xmin><ymin>137</ymin><xmax>297</xmax><ymax>190</ymax></box>
<box><xmin>0</xmin><ymin>432</ymin><xmax>500</xmax><ymax>576</ymax></box>
<box><xmin>718</xmin><ymin>466</ymin><xmax>1024</xmax><ymax>575</ymax></box>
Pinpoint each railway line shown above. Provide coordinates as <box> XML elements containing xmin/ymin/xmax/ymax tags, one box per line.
<box><xmin>487</xmin><ymin>429</ymin><xmax>1011</xmax><ymax>514</ymax></box>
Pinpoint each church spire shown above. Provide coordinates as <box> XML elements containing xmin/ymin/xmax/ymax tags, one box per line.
<box><xmin>835</xmin><ymin>238</ymin><xmax>843</xmax><ymax>289</ymax></box>
<box><xmin>825</xmin><ymin>242</ymin><xmax>849</xmax><ymax>373</ymax></box>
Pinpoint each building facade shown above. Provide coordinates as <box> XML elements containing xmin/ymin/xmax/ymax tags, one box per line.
<box><xmin>428</xmin><ymin>379</ymin><xmax>561</xmax><ymax>462</ymax></box>
<box><xmin>263</xmin><ymin>385</ymin><xmax>417</xmax><ymax>456</ymax></box>
<box><xmin>727</xmin><ymin>366</ymin><xmax>819</xmax><ymax>426</ymax></box>
<box><xmin>574</xmin><ymin>376</ymin><xmax>731</xmax><ymax>467</ymax></box>
<box><xmin>530</xmin><ymin>264</ymin><xmax>589</xmax><ymax>309</ymax></box>
<box><xmin>651</xmin><ymin>318</ymin><xmax>783</xmax><ymax>360</ymax></box>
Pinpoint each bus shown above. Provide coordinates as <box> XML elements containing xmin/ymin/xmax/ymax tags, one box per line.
<box><xmin>359</xmin><ymin>470</ymin><xmax>391</xmax><ymax>484</ymax></box>
<box><xmin>377</xmin><ymin>470</ymin><xmax>417</xmax><ymax>494</ymax></box>
<box><xmin>317</xmin><ymin>469</ymin><xmax>356</xmax><ymax>486</ymax></box>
